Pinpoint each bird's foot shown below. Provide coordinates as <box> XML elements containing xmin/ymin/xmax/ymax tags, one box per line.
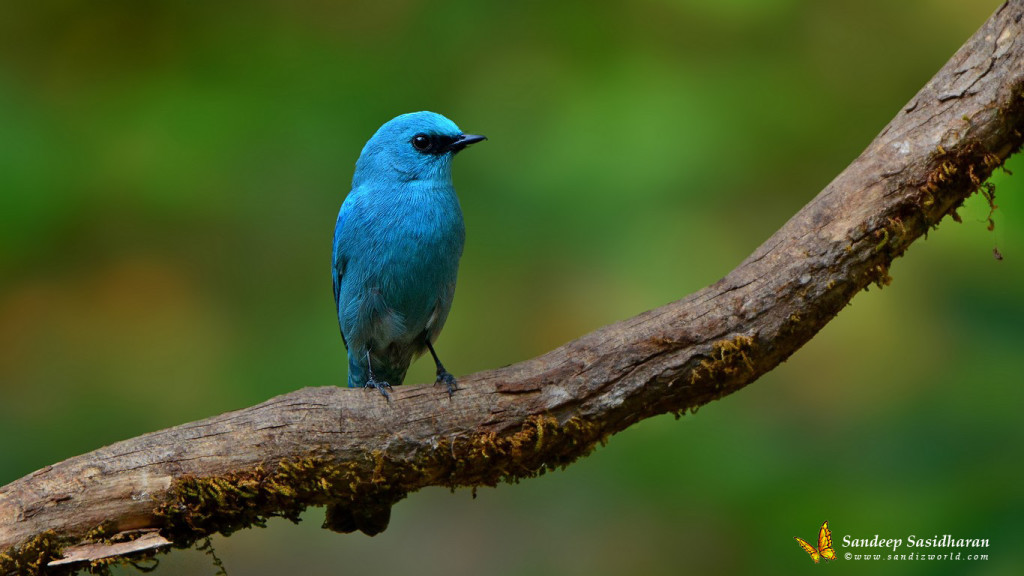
<box><xmin>433</xmin><ymin>370</ymin><xmax>458</xmax><ymax>398</ymax></box>
<box><xmin>365</xmin><ymin>378</ymin><xmax>393</xmax><ymax>400</ymax></box>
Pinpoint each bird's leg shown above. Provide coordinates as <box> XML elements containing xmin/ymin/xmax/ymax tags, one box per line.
<box><xmin>426</xmin><ymin>341</ymin><xmax>458</xmax><ymax>397</ymax></box>
<box><xmin>364</xmin><ymin>349</ymin><xmax>393</xmax><ymax>400</ymax></box>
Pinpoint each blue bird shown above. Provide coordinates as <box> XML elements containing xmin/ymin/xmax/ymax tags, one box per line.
<box><xmin>332</xmin><ymin>112</ymin><xmax>485</xmax><ymax>399</ymax></box>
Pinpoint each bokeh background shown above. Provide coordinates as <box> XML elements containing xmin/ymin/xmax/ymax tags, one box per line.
<box><xmin>2</xmin><ymin>0</ymin><xmax>1022</xmax><ymax>574</ymax></box>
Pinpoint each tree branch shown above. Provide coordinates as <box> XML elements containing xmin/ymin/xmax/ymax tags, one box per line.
<box><xmin>4</xmin><ymin>2</ymin><xmax>1024</xmax><ymax>573</ymax></box>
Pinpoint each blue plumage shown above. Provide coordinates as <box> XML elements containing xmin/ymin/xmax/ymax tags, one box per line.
<box><xmin>332</xmin><ymin>112</ymin><xmax>485</xmax><ymax>398</ymax></box>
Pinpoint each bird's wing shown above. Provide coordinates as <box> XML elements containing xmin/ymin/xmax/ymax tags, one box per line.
<box><xmin>332</xmin><ymin>205</ymin><xmax>348</xmax><ymax>350</ymax></box>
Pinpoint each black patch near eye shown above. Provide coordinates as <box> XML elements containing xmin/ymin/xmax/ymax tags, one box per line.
<box><xmin>410</xmin><ymin>133</ymin><xmax>459</xmax><ymax>155</ymax></box>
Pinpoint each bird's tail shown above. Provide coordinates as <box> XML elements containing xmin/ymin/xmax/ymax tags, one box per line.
<box><xmin>347</xmin><ymin>351</ymin><xmax>410</xmax><ymax>388</ymax></box>
<box><xmin>346</xmin><ymin>354</ymin><xmax>367</xmax><ymax>388</ymax></box>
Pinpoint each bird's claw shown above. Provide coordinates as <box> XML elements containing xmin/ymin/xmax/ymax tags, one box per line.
<box><xmin>365</xmin><ymin>378</ymin><xmax>393</xmax><ymax>400</ymax></box>
<box><xmin>433</xmin><ymin>370</ymin><xmax>458</xmax><ymax>398</ymax></box>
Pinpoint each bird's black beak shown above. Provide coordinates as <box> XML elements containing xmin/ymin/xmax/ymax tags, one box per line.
<box><xmin>446</xmin><ymin>134</ymin><xmax>487</xmax><ymax>154</ymax></box>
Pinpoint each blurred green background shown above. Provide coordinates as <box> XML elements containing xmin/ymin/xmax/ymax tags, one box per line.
<box><xmin>1</xmin><ymin>0</ymin><xmax>1022</xmax><ymax>574</ymax></box>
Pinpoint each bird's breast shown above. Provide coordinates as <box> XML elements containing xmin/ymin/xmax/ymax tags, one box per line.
<box><xmin>365</xmin><ymin>186</ymin><xmax>463</xmax><ymax>291</ymax></box>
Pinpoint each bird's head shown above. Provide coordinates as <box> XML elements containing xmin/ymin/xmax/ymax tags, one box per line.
<box><xmin>353</xmin><ymin>111</ymin><xmax>486</xmax><ymax>186</ymax></box>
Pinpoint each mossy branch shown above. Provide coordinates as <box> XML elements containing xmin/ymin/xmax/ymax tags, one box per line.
<box><xmin>4</xmin><ymin>2</ymin><xmax>1024</xmax><ymax>573</ymax></box>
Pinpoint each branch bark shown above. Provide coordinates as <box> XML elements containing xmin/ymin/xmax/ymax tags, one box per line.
<box><xmin>4</xmin><ymin>2</ymin><xmax>1024</xmax><ymax>572</ymax></box>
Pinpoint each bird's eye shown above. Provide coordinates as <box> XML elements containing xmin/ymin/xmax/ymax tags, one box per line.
<box><xmin>411</xmin><ymin>134</ymin><xmax>432</xmax><ymax>152</ymax></box>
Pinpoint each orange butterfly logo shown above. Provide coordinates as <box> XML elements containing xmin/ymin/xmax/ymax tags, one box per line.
<box><xmin>794</xmin><ymin>521</ymin><xmax>837</xmax><ymax>563</ymax></box>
